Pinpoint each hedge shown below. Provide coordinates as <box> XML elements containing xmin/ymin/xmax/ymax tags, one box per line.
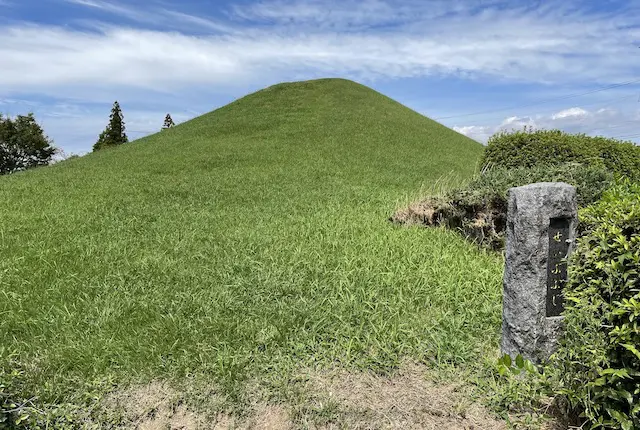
<box><xmin>481</xmin><ymin>128</ymin><xmax>640</xmax><ymax>180</ymax></box>
<box><xmin>551</xmin><ymin>180</ymin><xmax>640</xmax><ymax>429</ymax></box>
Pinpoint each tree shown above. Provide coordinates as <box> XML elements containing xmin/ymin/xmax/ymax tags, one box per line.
<box><xmin>0</xmin><ymin>113</ymin><xmax>57</xmax><ymax>175</ymax></box>
<box><xmin>162</xmin><ymin>113</ymin><xmax>175</xmax><ymax>130</ymax></box>
<box><xmin>93</xmin><ymin>101</ymin><xmax>128</xmax><ymax>152</ymax></box>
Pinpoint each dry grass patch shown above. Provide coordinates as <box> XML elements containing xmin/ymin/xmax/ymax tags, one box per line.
<box><xmin>293</xmin><ymin>362</ymin><xmax>507</xmax><ymax>430</ymax></box>
<box><xmin>102</xmin><ymin>380</ymin><xmax>292</xmax><ymax>430</ymax></box>
<box><xmin>390</xmin><ymin>197</ymin><xmax>450</xmax><ymax>227</ymax></box>
<box><xmin>100</xmin><ymin>363</ymin><xmax>526</xmax><ymax>429</ymax></box>
<box><xmin>239</xmin><ymin>405</ymin><xmax>290</xmax><ymax>430</ymax></box>
<box><xmin>390</xmin><ymin>195</ymin><xmax>506</xmax><ymax>250</ymax></box>
<box><xmin>104</xmin><ymin>381</ymin><xmax>209</xmax><ymax>430</ymax></box>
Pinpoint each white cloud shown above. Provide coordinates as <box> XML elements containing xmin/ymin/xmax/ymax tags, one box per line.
<box><xmin>454</xmin><ymin>115</ymin><xmax>537</xmax><ymax>142</ymax></box>
<box><xmin>0</xmin><ymin>0</ymin><xmax>639</xmax><ymax>98</ymax></box>
<box><xmin>455</xmin><ymin>106</ymin><xmax>640</xmax><ymax>143</ymax></box>
<box><xmin>501</xmin><ymin>116</ymin><xmax>536</xmax><ymax>127</ymax></box>
<box><xmin>551</xmin><ymin>107</ymin><xmax>588</xmax><ymax>120</ymax></box>
<box><xmin>453</xmin><ymin>125</ymin><xmax>494</xmax><ymax>143</ymax></box>
<box><xmin>0</xmin><ymin>26</ymin><xmax>246</xmax><ymax>92</ymax></box>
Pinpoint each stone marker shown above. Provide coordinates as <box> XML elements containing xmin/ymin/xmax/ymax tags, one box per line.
<box><xmin>501</xmin><ymin>182</ymin><xmax>578</xmax><ymax>364</ymax></box>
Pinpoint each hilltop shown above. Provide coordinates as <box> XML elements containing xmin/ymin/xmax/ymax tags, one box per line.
<box><xmin>49</xmin><ymin>78</ymin><xmax>483</xmax><ymax>191</ymax></box>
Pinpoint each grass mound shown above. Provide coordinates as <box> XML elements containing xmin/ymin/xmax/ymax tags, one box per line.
<box><xmin>0</xmin><ymin>78</ymin><xmax>501</xmax><ymax>425</ymax></box>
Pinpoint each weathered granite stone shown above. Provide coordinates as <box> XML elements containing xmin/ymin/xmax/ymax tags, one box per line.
<box><xmin>501</xmin><ymin>182</ymin><xmax>578</xmax><ymax>364</ymax></box>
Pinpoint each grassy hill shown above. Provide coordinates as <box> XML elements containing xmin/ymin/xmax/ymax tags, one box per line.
<box><xmin>0</xmin><ymin>78</ymin><xmax>503</xmax><ymax>424</ymax></box>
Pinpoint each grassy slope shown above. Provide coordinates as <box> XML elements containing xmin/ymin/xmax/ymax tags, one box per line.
<box><xmin>0</xmin><ymin>78</ymin><xmax>502</xmax><ymax>404</ymax></box>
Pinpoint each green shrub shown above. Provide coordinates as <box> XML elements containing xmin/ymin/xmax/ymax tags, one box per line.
<box><xmin>391</xmin><ymin>163</ymin><xmax>613</xmax><ymax>250</ymax></box>
<box><xmin>590</xmin><ymin>136</ymin><xmax>640</xmax><ymax>182</ymax></box>
<box><xmin>448</xmin><ymin>162</ymin><xmax>613</xmax><ymax>249</ymax></box>
<box><xmin>481</xmin><ymin>128</ymin><xmax>640</xmax><ymax>180</ymax></box>
<box><xmin>551</xmin><ymin>180</ymin><xmax>640</xmax><ymax>429</ymax></box>
<box><xmin>454</xmin><ymin>162</ymin><xmax>613</xmax><ymax>209</ymax></box>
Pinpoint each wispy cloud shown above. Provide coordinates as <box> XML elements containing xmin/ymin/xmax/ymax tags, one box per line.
<box><xmin>62</xmin><ymin>0</ymin><xmax>237</xmax><ymax>33</ymax></box>
<box><xmin>0</xmin><ymin>98</ymin><xmax>41</xmax><ymax>107</ymax></box>
<box><xmin>231</xmin><ymin>0</ymin><xmax>414</xmax><ymax>29</ymax></box>
<box><xmin>64</xmin><ymin>0</ymin><xmax>135</xmax><ymax>16</ymax></box>
<box><xmin>161</xmin><ymin>10</ymin><xmax>239</xmax><ymax>34</ymax></box>
<box><xmin>229</xmin><ymin>0</ymin><xmax>510</xmax><ymax>31</ymax></box>
<box><xmin>1</xmin><ymin>0</ymin><xmax>637</xmax><ymax>99</ymax></box>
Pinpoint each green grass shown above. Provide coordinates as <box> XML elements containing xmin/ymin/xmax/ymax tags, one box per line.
<box><xmin>0</xmin><ymin>78</ymin><xmax>502</xmax><ymax>416</ymax></box>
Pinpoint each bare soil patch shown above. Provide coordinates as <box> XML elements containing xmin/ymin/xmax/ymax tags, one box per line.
<box><xmin>104</xmin><ymin>381</ymin><xmax>209</xmax><ymax>430</ymax></box>
<box><xmin>103</xmin><ymin>380</ymin><xmax>291</xmax><ymax>430</ymax></box>
<box><xmin>101</xmin><ymin>363</ymin><xmax>513</xmax><ymax>429</ymax></box>
<box><xmin>298</xmin><ymin>362</ymin><xmax>507</xmax><ymax>430</ymax></box>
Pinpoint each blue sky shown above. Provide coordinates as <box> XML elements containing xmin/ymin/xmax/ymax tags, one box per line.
<box><xmin>1</xmin><ymin>0</ymin><xmax>639</xmax><ymax>155</ymax></box>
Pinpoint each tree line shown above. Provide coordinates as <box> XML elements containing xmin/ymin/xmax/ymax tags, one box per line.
<box><xmin>0</xmin><ymin>101</ymin><xmax>176</xmax><ymax>175</ymax></box>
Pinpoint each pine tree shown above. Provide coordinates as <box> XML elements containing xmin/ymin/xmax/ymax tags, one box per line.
<box><xmin>162</xmin><ymin>114</ymin><xmax>175</xmax><ymax>130</ymax></box>
<box><xmin>93</xmin><ymin>101</ymin><xmax>128</xmax><ymax>152</ymax></box>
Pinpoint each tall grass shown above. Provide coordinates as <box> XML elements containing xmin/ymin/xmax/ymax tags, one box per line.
<box><xmin>0</xmin><ymin>78</ymin><xmax>502</xmax><ymax>409</ymax></box>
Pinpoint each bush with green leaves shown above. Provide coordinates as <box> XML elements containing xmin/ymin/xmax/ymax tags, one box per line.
<box><xmin>589</xmin><ymin>136</ymin><xmax>640</xmax><ymax>181</ymax></box>
<box><xmin>551</xmin><ymin>180</ymin><xmax>640</xmax><ymax>429</ymax></box>
<box><xmin>453</xmin><ymin>162</ymin><xmax>613</xmax><ymax>209</ymax></box>
<box><xmin>450</xmin><ymin>162</ymin><xmax>614</xmax><ymax>249</ymax></box>
<box><xmin>481</xmin><ymin>127</ymin><xmax>640</xmax><ymax>180</ymax></box>
<box><xmin>392</xmin><ymin>162</ymin><xmax>614</xmax><ymax>250</ymax></box>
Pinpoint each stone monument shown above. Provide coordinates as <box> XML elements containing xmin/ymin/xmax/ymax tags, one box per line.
<box><xmin>501</xmin><ymin>182</ymin><xmax>578</xmax><ymax>364</ymax></box>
